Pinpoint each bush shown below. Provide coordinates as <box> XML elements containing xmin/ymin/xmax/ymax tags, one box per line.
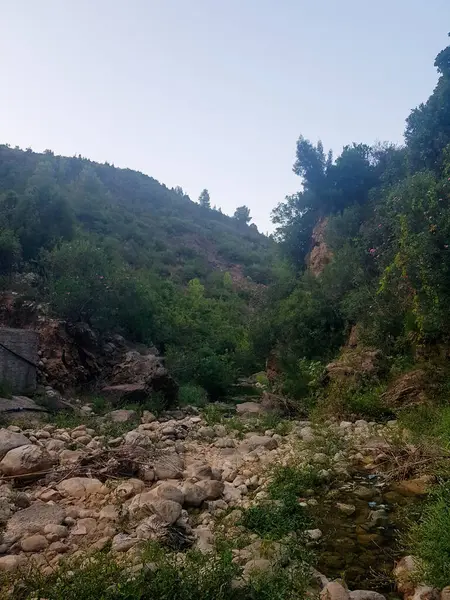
<box><xmin>178</xmin><ymin>384</ymin><xmax>208</xmax><ymax>407</ymax></box>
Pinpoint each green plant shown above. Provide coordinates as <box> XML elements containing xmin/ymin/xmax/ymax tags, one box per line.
<box><xmin>408</xmin><ymin>481</ymin><xmax>450</xmax><ymax>588</ymax></box>
<box><xmin>179</xmin><ymin>384</ymin><xmax>208</xmax><ymax>407</ymax></box>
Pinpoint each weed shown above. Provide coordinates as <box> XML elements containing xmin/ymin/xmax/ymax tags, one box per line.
<box><xmin>179</xmin><ymin>384</ymin><xmax>209</xmax><ymax>407</ymax></box>
<box><xmin>408</xmin><ymin>481</ymin><xmax>450</xmax><ymax>588</ymax></box>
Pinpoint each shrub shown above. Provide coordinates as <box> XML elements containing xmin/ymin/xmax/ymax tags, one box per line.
<box><xmin>178</xmin><ymin>384</ymin><xmax>208</xmax><ymax>407</ymax></box>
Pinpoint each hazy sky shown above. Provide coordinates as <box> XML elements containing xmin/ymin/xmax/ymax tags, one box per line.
<box><xmin>1</xmin><ymin>1</ymin><xmax>449</xmax><ymax>232</ymax></box>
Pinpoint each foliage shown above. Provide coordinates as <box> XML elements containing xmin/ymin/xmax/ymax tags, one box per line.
<box><xmin>241</xmin><ymin>465</ymin><xmax>320</xmax><ymax>539</ymax></box>
<box><xmin>408</xmin><ymin>481</ymin><xmax>450</xmax><ymax>588</ymax></box>
<box><xmin>1</xmin><ymin>542</ymin><xmax>311</xmax><ymax>600</ymax></box>
<box><xmin>178</xmin><ymin>384</ymin><xmax>209</xmax><ymax>407</ymax></box>
<box><xmin>198</xmin><ymin>188</ymin><xmax>211</xmax><ymax>208</ymax></box>
<box><xmin>233</xmin><ymin>205</ymin><xmax>251</xmax><ymax>224</ymax></box>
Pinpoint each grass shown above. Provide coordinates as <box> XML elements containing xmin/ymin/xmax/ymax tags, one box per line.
<box><xmin>408</xmin><ymin>481</ymin><xmax>450</xmax><ymax>588</ymax></box>
<box><xmin>202</xmin><ymin>404</ymin><xmax>293</xmax><ymax>437</ymax></box>
<box><xmin>399</xmin><ymin>404</ymin><xmax>450</xmax><ymax>449</ymax></box>
<box><xmin>179</xmin><ymin>384</ymin><xmax>209</xmax><ymax>408</ymax></box>
<box><xmin>1</xmin><ymin>542</ymin><xmax>312</xmax><ymax>600</ymax></box>
<box><xmin>241</xmin><ymin>465</ymin><xmax>321</xmax><ymax>540</ymax></box>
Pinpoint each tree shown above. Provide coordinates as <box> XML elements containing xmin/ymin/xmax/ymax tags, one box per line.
<box><xmin>233</xmin><ymin>205</ymin><xmax>251</xmax><ymax>224</ymax></box>
<box><xmin>198</xmin><ymin>189</ymin><xmax>211</xmax><ymax>208</ymax></box>
<box><xmin>0</xmin><ymin>230</ymin><xmax>21</xmax><ymax>279</ymax></box>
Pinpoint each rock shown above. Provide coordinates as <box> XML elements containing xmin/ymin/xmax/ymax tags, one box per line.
<box><xmin>242</xmin><ymin>559</ymin><xmax>272</xmax><ymax>579</ymax></box>
<box><xmin>198</xmin><ymin>426</ymin><xmax>216</xmax><ymax>440</ymax></box>
<box><xmin>107</xmin><ymin>350</ymin><xmax>178</xmax><ymax>407</ymax></box>
<box><xmin>153</xmin><ymin>453</ymin><xmax>183</xmax><ymax>480</ymax></box>
<box><xmin>101</xmin><ymin>383</ymin><xmax>149</xmax><ymax>405</ymax></box>
<box><xmin>46</xmin><ymin>439</ymin><xmax>66</xmax><ymax>452</ymax></box>
<box><xmin>116</xmin><ymin>479</ymin><xmax>145</xmax><ymax>499</ymax></box>
<box><xmin>124</xmin><ymin>430</ymin><xmax>152</xmax><ymax>447</ymax></box>
<box><xmin>21</xmin><ymin>534</ymin><xmax>49</xmax><ymax>552</ymax></box>
<box><xmin>99</xmin><ymin>505</ymin><xmax>119</xmax><ymax>521</ymax></box>
<box><xmin>246</xmin><ymin>435</ymin><xmax>278</xmax><ymax>451</ymax></box>
<box><xmin>151</xmin><ymin>500</ymin><xmax>182</xmax><ymax>525</ymax></box>
<box><xmin>349</xmin><ymin>592</ymin><xmax>386</xmax><ymax>600</ymax></box>
<box><xmin>196</xmin><ymin>479</ymin><xmax>224</xmax><ymax>500</ymax></box>
<box><xmin>236</xmin><ymin>402</ymin><xmax>264</xmax><ymax>416</ymax></box>
<box><xmin>392</xmin><ymin>475</ymin><xmax>433</xmax><ymax>497</ymax></box>
<box><xmin>142</xmin><ymin>411</ymin><xmax>156</xmax><ymax>424</ymax></box>
<box><xmin>0</xmin><ymin>498</ymin><xmax>11</xmax><ymax>524</ymax></box>
<box><xmin>72</xmin><ymin>518</ymin><xmax>97</xmax><ymax>535</ymax></box>
<box><xmin>107</xmin><ymin>409</ymin><xmax>137</xmax><ymax>423</ymax></box>
<box><xmin>411</xmin><ymin>587</ymin><xmax>440</xmax><ymax>600</ymax></box>
<box><xmin>183</xmin><ymin>482</ymin><xmax>207</xmax><ymax>507</ymax></box>
<box><xmin>187</xmin><ymin>463</ymin><xmax>213</xmax><ymax>480</ymax></box>
<box><xmin>0</xmin><ymin>429</ymin><xmax>30</xmax><ymax>458</ymax></box>
<box><xmin>59</xmin><ymin>449</ymin><xmax>84</xmax><ymax>465</ymax></box>
<box><xmin>320</xmin><ymin>582</ymin><xmax>350</xmax><ymax>600</ymax></box>
<box><xmin>393</xmin><ymin>555</ymin><xmax>417</xmax><ymax>595</ymax></box>
<box><xmin>57</xmin><ymin>477</ymin><xmax>106</xmax><ymax>498</ymax></box>
<box><xmin>136</xmin><ymin>514</ymin><xmax>167</xmax><ymax>541</ymax></box>
<box><xmin>300</xmin><ymin>427</ymin><xmax>315</xmax><ymax>442</ymax></box>
<box><xmin>223</xmin><ymin>482</ymin><xmax>242</xmax><ymax>504</ymax></box>
<box><xmin>306</xmin><ymin>528</ymin><xmax>323</xmax><ymax>541</ymax></box>
<box><xmin>353</xmin><ymin>486</ymin><xmax>374</xmax><ymax>500</ymax></box>
<box><xmin>5</xmin><ymin>502</ymin><xmax>65</xmax><ymax>540</ymax></box>
<box><xmin>336</xmin><ymin>503</ymin><xmax>356</xmax><ymax>516</ymax></box>
<box><xmin>0</xmin><ymin>444</ymin><xmax>53</xmax><ymax>476</ymax></box>
<box><xmin>0</xmin><ymin>555</ymin><xmax>25</xmax><ymax>571</ymax></box>
<box><xmin>44</xmin><ymin>524</ymin><xmax>68</xmax><ymax>540</ymax></box>
<box><xmin>111</xmin><ymin>533</ymin><xmax>138</xmax><ymax>552</ymax></box>
<box><xmin>194</xmin><ymin>526</ymin><xmax>214</xmax><ymax>553</ymax></box>
<box><xmin>441</xmin><ymin>587</ymin><xmax>450</xmax><ymax>600</ymax></box>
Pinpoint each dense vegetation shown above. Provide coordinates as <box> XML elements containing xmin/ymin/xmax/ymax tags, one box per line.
<box><xmin>0</xmin><ymin>146</ymin><xmax>276</xmax><ymax>397</ymax></box>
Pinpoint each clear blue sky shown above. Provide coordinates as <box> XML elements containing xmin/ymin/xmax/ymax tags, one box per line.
<box><xmin>1</xmin><ymin>1</ymin><xmax>449</xmax><ymax>232</ymax></box>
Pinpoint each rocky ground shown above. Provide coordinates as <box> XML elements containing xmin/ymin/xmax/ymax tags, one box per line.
<box><xmin>0</xmin><ymin>399</ymin><xmax>440</xmax><ymax>599</ymax></box>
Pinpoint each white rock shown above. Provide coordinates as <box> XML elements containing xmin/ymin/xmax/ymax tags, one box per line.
<box><xmin>57</xmin><ymin>477</ymin><xmax>106</xmax><ymax>498</ymax></box>
<box><xmin>0</xmin><ymin>444</ymin><xmax>53</xmax><ymax>476</ymax></box>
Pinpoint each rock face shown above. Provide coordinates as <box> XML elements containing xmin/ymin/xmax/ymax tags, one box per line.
<box><xmin>106</xmin><ymin>351</ymin><xmax>178</xmax><ymax>406</ymax></box>
<box><xmin>382</xmin><ymin>369</ymin><xmax>429</xmax><ymax>409</ymax></box>
<box><xmin>0</xmin><ymin>445</ymin><xmax>53</xmax><ymax>476</ymax></box>
<box><xmin>306</xmin><ymin>217</ymin><xmax>333</xmax><ymax>276</ymax></box>
<box><xmin>326</xmin><ymin>348</ymin><xmax>385</xmax><ymax>383</ymax></box>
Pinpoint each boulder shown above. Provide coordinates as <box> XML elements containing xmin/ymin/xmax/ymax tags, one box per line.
<box><xmin>246</xmin><ymin>435</ymin><xmax>278</xmax><ymax>451</ymax></box>
<box><xmin>349</xmin><ymin>592</ymin><xmax>386</xmax><ymax>600</ymax></box>
<box><xmin>101</xmin><ymin>384</ymin><xmax>148</xmax><ymax>405</ymax></box>
<box><xmin>236</xmin><ymin>402</ymin><xmax>264</xmax><ymax>416</ymax></box>
<box><xmin>0</xmin><ymin>428</ymin><xmax>30</xmax><ymax>458</ymax></box>
<box><xmin>0</xmin><ymin>555</ymin><xmax>25</xmax><ymax>572</ymax></box>
<box><xmin>183</xmin><ymin>482</ymin><xmax>207</xmax><ymax>507</ymax></box>
<box><xmin>57</xmin><ymin>477</ymin><xmax>106</xmax><ymax>498</ymax></box>
<box><xmin>0</xmin><ymin>444</ymin><xmax>53</xmax><ymax>476</ymax></box>
<box><xmin>320</xmin><ymin>582</ymin><xmax>350</xmax><ymax>600</ymax></box>
<box><xmin>21</xmin><ymin>534</ymin><xmax>48</xmax><ymax>552</ymax></box>
<box><xmin>107</xmin><ymin>409</ymin><xmax>137</xmax><ymax>423</ymax></box>
<box><xmin>106</xmin><ymin>351</ymin><xmax>178</xmax><ymax>407</ymax></box>
<box><xmin>196</xmin><ymin>479</ymin><xmax>224</xmax><ymax>500</ymax></box>
<box><xmin>153</xmin><ymin>453</ymin><xmax>183</xmax><ymax>480</ymax></box>
<box><xmin>5</xmin><ymin>502</ymin><xmax>65</xmax><ymax>541</ymax></box>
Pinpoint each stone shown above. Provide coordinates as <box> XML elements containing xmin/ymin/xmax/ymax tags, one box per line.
<box><xmin>187</xmin><ymin>462</ymin><xmax>213</xmax><ymax>480</ymax></box>
<box><xmin>236</xmin><ymin>402</ymin><xmax>264</xmax><ymax>416</ymax></box>
<box><xmin>21</xmin><ymin>534</ymin><xmax>48</xmax><ymax>552</ymax></box>
<box><xmin>392</xmin><ymin>475</ymin><xmax>433</xmax><ymax>497</ymax></box>
<box><xmin>336</xmin><ymin>503</ymin><xmax>356</xmax><ymax>516</ymax></box>
<box><xmin>196</xmin><ymin>479</ymin><xmax>224</xmax><ymax>500</ymax></box>
<box><xmin>320</xmin><ymin>582</ymin><xmax>350</xmax><ymax>600</ymax></box>
<box><xmin>246</xmin><ymin>435</ymin><xmax>278</xmax><ymax>451</ymax></box>
<box><xmin>57</xmin><ymin>477</ymin><xmax>105</xmax><ymax>498</ymax></box>
<box><xmin>44</xmin><ymin>524</ymin><xmax>68</xmax><ymax>540</ymax></box>
<box><xmin>0</xmin><ymin>429</ymin><xmax>30</xmax><ymax>458</ymax></box>
<box><xmin>306</xmin><ymin>528</ymin><xmax>323</xmax><ymax>541</ymax></box>
<box><xmin>99</xmin><ymin>505</ymin><xmax>119</xmax><ymax>521</ymax></box>
<box><xmin>194</xmin><ymin>526</ymin><xmax>214</xmax><ymax>553</ymax></box>
<box><xmin>197</xmin><ymin>426</ymin><xmax>216</xmax><ymax>440</ymax></box>
<box><xmin>116</xmin><ymin>479</ymin><xmax>145</xmax><ymax>499</ymax></box>
<box><xmin>0</xmin><ymin>444</ymin><xmax>53</xmax><ymax>476</ymax></box>
<box><xmin>59</xmin><ymin>450</ymin><xmax>84</xmax><ymax>465</ymax></box>
<box><xmin>441</xmin><ymin>587</ymin><xmax>450</xmax><ymax>600</ymax></box>
<box><xmin>129</xmin><ymin>489</ymin><xmax>183</xmax><ymax>524</ymax></box>
<box><xmin>183</xmin><ymin>482</ymin><xmax>207</xmax><ymax>507</ymax></box>
<box><xmin>124</xmin><ymin>430</ymin><xmax>152</xmax><ymax>447</ymax></box>
<box><xmin>111</xmin><ymin>533</ymin><xmax>138</xmax><ymax>552</ymax></box>
<box><xmin>154</xmin><ymin>482</ymin><xmax>184</xmax><ymax>505</ymax></box>
<box><xmin>152</xmin><ymin>499</ymin><xmax>182</xmax><ymax>525</ymax></box>
<box><xmin>353</xmin><ymin>486</ymin><xmax>374</xmax><ymax>500</ymax></box>
<box><xmin>242</xmin><ymin>559</ymin><xmax>272</xmax><ymax>579</ymax></box>
<box><xmin>0</xmin><ymin>555</ymin><xmax>25</xmax><ymax>571</ymax></box>
<box><xmin>153</xmin><ymin>453</ymin><xmax>183</xmax><ymax>480</ymax></box>
<box><xmin>46</xmin><ymin>439</ymin><xmax>66</xmax><ymax>452</ymax></box>
<box><xmin>300</xmin><ymin>427</ymin><xmax>315</xmax><ymax>442</ymax></box>
<box><xmin>72</xmin><ymin>518</ymin><xmax>97</xmax><ymax>535</ymax></box>
<box><xmin>393</xmin><ymin>555</ymin><xmax>418</xmax><ymax>596</ymax></box>
<box><xmin>349</xmin><ymin>593</ymin><xmax>386</xmax><ymax>600</ymax></box>
<box><xmin>142</xmin><ymin>411</ymin><xmax>156</xmax><ymax>423</ymax></box>
<box><xmin>411</xmin><ymin>587</ymin><xmax>440</xmax><ymax>600</ymax></box>
<box><xmin>5</xmin><ymin>502</ymin><xmax>65</xmax><ymax>541</ymax></box>
<box><xmin>107</xmin><ymin>409</ymin><xmax>137</xmax><ymax>423</ymax></box>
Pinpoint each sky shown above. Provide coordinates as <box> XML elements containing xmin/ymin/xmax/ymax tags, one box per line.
<box><xmin>1</xmin><ymin>1</ymin><xmax>449</xmax><ymax>233</ymax></box>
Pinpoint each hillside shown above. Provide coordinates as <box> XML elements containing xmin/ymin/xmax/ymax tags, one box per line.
<box><xmin>0</xmin><ymin>146</ymin><xmax>276</xmax><ymax>398</ymax></box>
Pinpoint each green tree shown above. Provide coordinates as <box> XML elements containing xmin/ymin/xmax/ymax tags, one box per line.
<box><xmin>0</xmin><ymin>230</ymin><xmax>21</xmax><ymax>278</ymax></box>
<box><xmin>198</xmin><ymin>188</ymin><xmax>211</xmax><ymax>208</ymax></box>
<box><xmin>233</xmin><ymin>205</ymin><xmax>251</xmax><ymax>224</ymax></box>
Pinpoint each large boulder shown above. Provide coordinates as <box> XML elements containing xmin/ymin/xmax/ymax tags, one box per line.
<box><xmin>0</xmin><ymin>429</ymin><xmax>30</xmax><ymax>459</ymax></box>
<box><xmin>105</xmin><ymin>351</ymin><xmax>178</xmax><ymax>406</ymax></box>
<box><xmin>4</xmin><ymin>502</ymin><xmax>65</xmax><ymax>541</ymax></box>
<box><xmin>56</xmin><ymin>477</ymin><xmax>106</xmax><ymax>498</ymax></box>
<box><xmin>0</xmin><ymin>444</ymin><xmax>53</xmax><ymax>476</ymax></box>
